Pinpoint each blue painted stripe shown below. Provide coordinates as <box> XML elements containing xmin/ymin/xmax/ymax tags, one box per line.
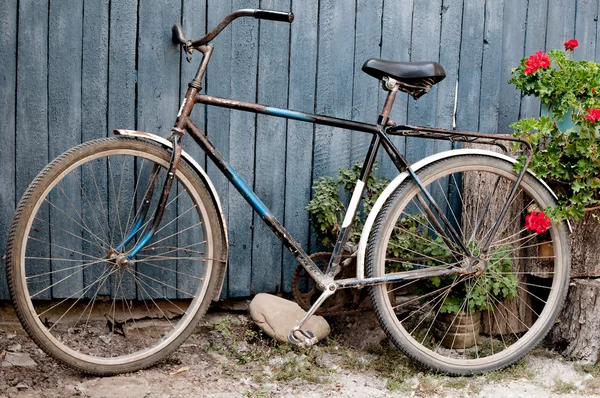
<box><xmin>264</xmin><ymin>107</ymin><xmax>313</xmax><ymax>122</ymax></box>
<box><xmin>127</xmin><ymin>228</ymin><xmax>155</xmax><ymax>259</ymax></box>
<box><xmin>228</xmin><ymin>166</ymin><xmax>271</xmax><ymax>217</ymax></box>
<box><xmin>117</xmin><ymin>217</ymin><xmax>144</xmax><ymax>251</ymax></box>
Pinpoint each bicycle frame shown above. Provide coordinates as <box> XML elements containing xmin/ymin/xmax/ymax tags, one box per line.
<box><xmin>119</xmin><ymin>39</ymin><xmax>534</xmax><ymax>294</ymax></box>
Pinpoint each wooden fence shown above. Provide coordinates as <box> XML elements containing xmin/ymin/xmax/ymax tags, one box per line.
<box><xmin>0</xmin><ymin>0</ymin><xmax>598</xmax><ymax>299</ymax></box>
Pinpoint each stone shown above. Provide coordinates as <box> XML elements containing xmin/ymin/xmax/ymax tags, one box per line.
<box><xmin>2</xmin><ymin>352</ymin><xmax>36</xmax><ymax>367</ymax></box>
<box><xmin>78</xmin><ymin>377</ymin><xmax>150</xmax><ymax>398</ymax></box>
<box><xmin>15</xmin><ymin>383</ymin><xmax>29</xmax><ymax>391</ymax></box>
<box><xmin>7</xmin><ymin>343</ymin><xmax>21</xmax><ymax>352</ymax></box>
<box><xmin>248</xmin><ymin>293</ymin><xmax>330</xmax><ymax>343</ymax></box>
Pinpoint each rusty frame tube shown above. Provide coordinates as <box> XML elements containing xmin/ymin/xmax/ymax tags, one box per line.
<box><xmin>196</xmin><ymin>95</ymin><xmax>381</xmax><ymax>134</ymax></box>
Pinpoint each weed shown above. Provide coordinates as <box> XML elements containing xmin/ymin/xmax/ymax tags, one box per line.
<box><xmin>552</xmin><ymin>379</ymin><xmax>578</xmax><ymax>394</ymax></box>
<box><xmin>244</xmin><ymin>387</ymin><xmax>269</xmax><ymax>398</ymax></box>
<box><xmin>486</xmin><ymin>359</ymin><xmax>535</xmax><ymax>382</ymax></box>
<box><xmin>212</xmin><ymin>316</ymin><xmax>233</xmax><ymax>337</ymax></box>
<box><xmin>575</xmin><ymin>362</ymin><xmax>600</xmax><ymax>377</ymax></box>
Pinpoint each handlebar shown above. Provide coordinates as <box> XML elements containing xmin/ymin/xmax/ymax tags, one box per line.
<box><xmin>172</xmin><ymin>8</ymin><xmax>294</xmax><ymax>48</ymax></box>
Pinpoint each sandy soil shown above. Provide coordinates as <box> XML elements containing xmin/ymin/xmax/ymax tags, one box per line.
<box><xmin>1</xmin><ymin>308</ymin><xmax>600</xmax><ymax>398</ymax></box>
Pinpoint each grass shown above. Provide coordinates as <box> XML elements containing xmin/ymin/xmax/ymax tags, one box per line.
<box><xmin>552</xmin><ymin>379</ymin><xmax>578</xmax><ymax>394</ymax></box>
<box><xmin>485</xmin><ymin>359</ymin><xmax>535</xmax><ymax>382</ymax></box>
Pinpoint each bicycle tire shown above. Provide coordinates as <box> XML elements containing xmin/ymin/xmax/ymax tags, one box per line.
<box><xmin>366</xmin><ymin>154</ymin><xmax>570</xmax><ymax>375</ymax></box>
<box><xmin>6</xmin><ymin>137</ymin><xmax>226</xmax><ymax>375</ymax></box>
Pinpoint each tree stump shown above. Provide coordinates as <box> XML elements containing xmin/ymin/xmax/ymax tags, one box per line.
<box><xmin>549</xmin><ymin>279</ymin><xmax>600</xmax><ymax>363</ymax></box>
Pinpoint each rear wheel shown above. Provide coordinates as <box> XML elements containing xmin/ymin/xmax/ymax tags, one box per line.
<box><xmin>366</xmin><ymin>154</ymin><xmax>570</xmax><ymax>375</ymax></box>
<box><xmin>6</xmin><ymin>137</ymin><xmax>226</xmax><ymax>375</ymax></box>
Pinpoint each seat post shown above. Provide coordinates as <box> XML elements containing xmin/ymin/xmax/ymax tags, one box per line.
<box><xmin>378</xmin><ymin>77</ymin><xmax>400</xmax><ymax>127</ymax></box>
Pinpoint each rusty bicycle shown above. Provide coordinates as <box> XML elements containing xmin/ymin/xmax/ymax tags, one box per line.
<box><xmin>6</xmin><ymin>9</ymin><xmax>570</xmax><ymax>376</ymax></box>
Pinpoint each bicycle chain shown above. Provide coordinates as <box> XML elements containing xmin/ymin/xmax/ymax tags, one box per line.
<box><xmin>291</xmin><ymin>252</ymin><xmax>370</xmax><ymax>317</ymax></box>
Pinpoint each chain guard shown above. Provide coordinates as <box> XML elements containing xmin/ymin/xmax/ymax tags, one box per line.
<box><xmin>291</xmin><ymin>252</ymin><xmax>369</xmax><ymax>317</ymax></box>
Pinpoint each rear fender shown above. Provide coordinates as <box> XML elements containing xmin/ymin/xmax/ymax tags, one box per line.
<box><xmin>356</xmin><ymin>148</ymin><xmax>565</xmax><ymax>281</ymax></box>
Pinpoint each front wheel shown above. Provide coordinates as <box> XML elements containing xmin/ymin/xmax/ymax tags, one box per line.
<box><xmin>6</xmin><ymin>137</ymin><xmax>226</xmax><ymax>375</ymax></box>
<box><xmin>366</xmin><ymin>154</ymin><xmax>570</xmax><ymax>375</ymax></box>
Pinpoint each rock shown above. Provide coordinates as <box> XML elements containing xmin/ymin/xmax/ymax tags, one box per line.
<box><xmin>15</xmin><ymin>382</ymin><xmax>29</xmax><ymax>391</ymax></box>
<box><xmin>78</xmin><ymin>377</ymin><xmax>150</xmax><ymax>398</ymax></box>
<box><xmin>2</xmin><ymin>352</ymin><xmax>37</xmax><ymax>367</ymax></box>
<box><xmin>7</xmin><ymin>343</ymin><xmax>21</xmax><ymax>352</ymax></box>
<box><xmin>249</xmin><ymin>293</ymin><xmax>330</xmax><ymax>343</ymax></box>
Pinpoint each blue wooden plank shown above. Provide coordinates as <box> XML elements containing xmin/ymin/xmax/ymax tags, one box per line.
<box><xmin>16</xmin><ymin>0</ymin><xmax>50</xmax><ymax>300</ymax></box>
<box><xmin>226</xmin><ymin>0</ymin><xmax>259</xmax><ymax>297</ymax></box>
<box><xmin>251</xmin><ymin>0</ymin><xmax>291</xmax><ymax>294</ymax></box>
<box><xmin>519</xmin><ymin>0</ymin><xmax>547</xmax><ymax>119</ymax></box>
<box><xmin>436</xmin><ymin>0</ymin><xmax>463</xmax><ymax>136</ymax></box>
<box><xmin>136</xmin><ymin>0</ymin><xmax>181</xmax><ymax>299</ymax></box>
<box><xmin>479</xmin><ymin>0</ymin><xmax>505</xmax><ymax>134</ymax></box>
<box><xmin>350</xmin><ymin>0</ymin><xmax>383</xmax><ymax>164</ymax></box>
<box><xmin>178</xmin><ymin>0</ymin><xmax>209</xmax><ymax>300</ymax></box>
<box><xmin>405</xmin><ymin>0</ymin><xmax>442</xmax><ymax>162</ymax></box>
<box><xmin>81</xmin><ymin>0</ymin><xmax>110</xmax><ymax>299</ymax></box>
<box><xmin>575</xmin><ymin>0</ymin><xmax>598</xmax><ymax>61</ymax></box>
<box><xmin>313</xmin><ymin>0</ymin><xmax>356</xmax><ymax>180</ymax></box>
<box><xmin>0</xmin><ymin>0</ymin><xmax>17</xmax><ymax>300</ymax></box>
<box><xmin>545</xmin><ymin>0</ymin><xmax>576</xmax><ymax>51</ymax></box>
<box><xmin>108</xmin><ymin>0</ymin><xmax>138</xmax><ymax>299</ymax></box>
<box><xmin>378</xmin><ymin>0</ymin><xmax>413</xmax><ymax>179</ymax></box>
<box><xmin>497</xmin><ymin>0</ymin><xmax>527</xmax><ymax>134</ymax></box>
<box><xmin>282</xmin><ymin>0</ymin><xmax>319</xmax><ymax>293</ymax></box>
<box><xmin>206</xmin><ymin>0</ymin><xmax>233</xmax><ymax>298</ymax></box>
<box><xmin>455</xmin><ymin>0</ymin><xmax>484</xmax><ymax>133</ymax></box>
<box><xmin>48</xmin><ymin>0</ymin><xmax>84</xmax><ymax>299</ymax></box>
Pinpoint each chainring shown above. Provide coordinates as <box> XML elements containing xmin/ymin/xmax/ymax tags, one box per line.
<box><xmin>291</xmin><ymin>252</ymin><xmax>369</xmax><ymax>316</ymax></box>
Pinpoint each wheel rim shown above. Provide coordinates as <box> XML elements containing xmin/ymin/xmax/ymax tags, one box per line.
<box><xmin>16</xmin><ymin>146</ymin><xmax>214</xmax><ymax>366</ymax></box>
<box><xmin>373</xmin><ymin>162</ymin><xmax>565</xmax><ymax>368</ymax></box>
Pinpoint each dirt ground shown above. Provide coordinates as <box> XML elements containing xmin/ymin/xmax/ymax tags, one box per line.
<box><xmin>2</xmin><ymin>303</ymin><xmax>600</xmax><ymax>398</ymax></box>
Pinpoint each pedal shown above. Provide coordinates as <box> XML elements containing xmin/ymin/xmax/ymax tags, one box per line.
<box><xmin>288</xmin><ymin>329</ymin><xmax>318</xmax><ymax>348</ymax></box>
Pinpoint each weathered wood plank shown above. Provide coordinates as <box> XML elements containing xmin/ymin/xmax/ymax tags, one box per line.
<box><xmin>497</xmin><ymin>0</ymin><xmax>527</xmax><ymax>134</ymax></box>
<box><xmin>205</xmin><ymin>0</ymin><xmax>233</xmax><ymax>297</ymax></box>
<box><xmin>545</xmin><ymin>0</ymin><xmax>576</xmax><ymax>51</ymax></box>
<box><xmin>350</xmin><ymin>0</ymin><xmax>383</xmax><ymax>164</ymax></box>
<box><xmin>48</xmin><ymin>0</ymin><xmax>83</xmax><ymax>299</ymax></box>
<box><xmin>136</xmin><ymin>0</ymin><xmax>181</xmax><ymax>299</ymax></box>
<box><xmin>436</xmin><ymin>0</ymin><xmax>463</xmax><ymax>133</ymax></box>
<box><xmin>108</xmin><ymin>0</ymin><xmax>138</xmax><ymax>299</ymax></box>
<box><xmin>378</xmin><ymin>0</ymin><xmax>413</xmax><ymax>179</ymax></box>
<box><xmin>313</xmin><ymin>0</ymin><xmax>356</xmax><ymax>180</ymax></box>
<box><xmin>16</xmin><ymin>0</ymin><xmax>50</xmax><ymax>300</ymax></box>
<box><xmin>251</xmin><ymin>0</ymin><xmax>290</xmax><ymax>294</ymax></box>
<box><xmin>406</xmin><ymin>0</ymin><xmax>442</xmax><ymax>162</ymax></box>
<box><xmin>178</xmin><ymin>0</ymin><xmax>208</xmax><ymax>300</ymax></box>
<box><xmin>519</xmin><ymin>0</ymin><xmax>547</xmax><ymax>119</ymax></box>
<box><xmin>282</xmin><ymin>0</ymin><xmax>319</xmax><ymax>293</ymax></box>
<box><xmin>456</xmin><ymin>0</ymin><xmax>485</xmax><ymax>133</ymax></box>
<box><xmin>574</xmin><ymin>0</ymin><xmax>598</xmax><ymax>61</ymax></box>
<box><xmin>227</xmin><ymin>0</ymin><xmax>259</xmax><ymax>297</ymax></box>
<box><xmin>0</xmin><ymin>0</ymin><xmax>17</xmax><ymax>300</ymax></box>
<box><xmin>479</xmin><ymin>0</ymin><xmax>504</xmax><ymax>134</ymax></box>
<box><xmin>81</xmin><ymin>0</ymin><xmax>110</xmax><ymax>299</ymax></box>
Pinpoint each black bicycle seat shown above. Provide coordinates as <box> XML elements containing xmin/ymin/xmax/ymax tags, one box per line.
<box><xmin>362</xmin><ymin>58</ymin><xmax>446</xmax><ymax>85</ymax></box>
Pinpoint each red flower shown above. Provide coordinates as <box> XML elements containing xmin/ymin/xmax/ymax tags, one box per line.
<box><xmin>525</xmin><ymin>211</ymin><xmax>551</xmax><ymax>234</ymax></box>
<box><xmin>585</xmin><ymin>108</ymin><xmax>600</xmax><ymax>123</ymax></box>
<box><xmin>524</xmin><ymin>51</ymin><xmax>551</xmax><ymax>75</ymax></box>
<box><xmin>564</xmin><ymin>39</ymin><xmax>579</xmax><ymax>51</ymax></box>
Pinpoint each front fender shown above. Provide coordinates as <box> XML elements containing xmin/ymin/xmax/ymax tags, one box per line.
<box><xmin>356</xmin><ymin>148</ymin><xmax>563</xmax><ymax>280</ymax></box>
<box><xmin>113</xmin><ymin>129</ymin><xmax>228</xmax><ymax>301</ymax></box>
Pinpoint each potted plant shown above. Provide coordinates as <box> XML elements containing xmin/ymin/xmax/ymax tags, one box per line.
<box><xmin>509</xmin><ymin>39</ymin><xmax>600</xmax><ymax>221</ymax></box>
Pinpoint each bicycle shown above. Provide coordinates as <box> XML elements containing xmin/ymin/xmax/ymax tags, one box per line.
<box><xmin>6</xmin><ymin>9</ymin><xmax>570</xmax><ymax>376</ymax></box>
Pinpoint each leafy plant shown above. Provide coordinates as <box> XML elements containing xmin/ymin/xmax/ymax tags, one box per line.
<box><xmin>510</xmin><ymin>41</ymin><xmax>600</xmax><ymax>220</ymax></box>
<box><xmin>307</xmin><ymin>162</ymin><xmax>389</xmax><ymax>247</ymax></box>
<box><xmin>434</xmin><ymin>245</ymin><xmax>518</xmax><ymax>314</ymax></box>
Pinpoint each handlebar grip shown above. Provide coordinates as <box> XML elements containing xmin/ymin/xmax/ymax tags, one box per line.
<box><xmin>254</xmin><ymin>10</ymin><xmax>294</xmax><ymax>23</ymax></box>
<box><xmin>172</xmin><ymin>24</ymin><xmax>187</xmax><ymax>45</ymax></box>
